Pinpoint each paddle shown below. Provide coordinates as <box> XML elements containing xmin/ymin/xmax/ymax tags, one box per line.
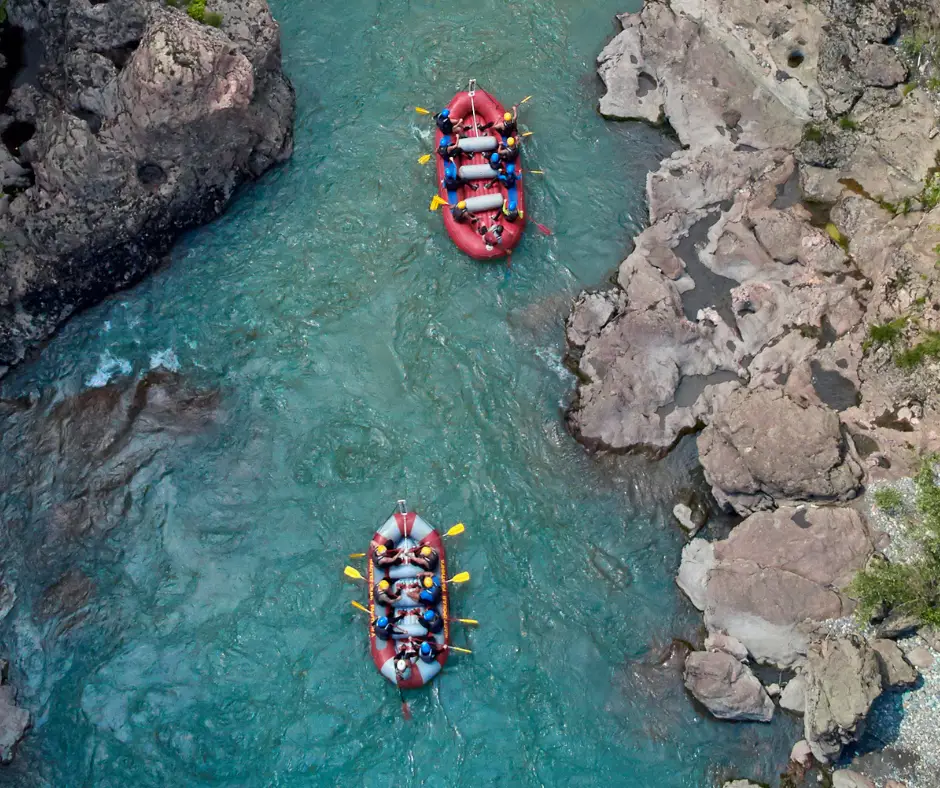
<box><xmin>519</xmin><ymin>95</ymin><xmax>533</xmax><ymax>105</ymax></box>
<box><xmin>429</xmin><ymin>195</ymin><xmax>451</xmax><ymax>211</ymax></box>
<box><xmin>397</xmin><ymin>679</ymin><xmax>412</xmax><ymax>720</ymax></box>
<box><xmin>344</xmin><ymin>566</ymin><xmax>365</xmax><ymax>581</ymax></box>
<box><xmin>446</xmin><ymin>645</ymin><xmax>473</xmax><ymax>654</ymax></box>
<box><xmin>445</xmin><ymin>523</ymin><xmax>465</xmax><ymax>537</ymax></box>
<box><xmin>447</xmin><ymin>571</ymin><xmax>470</xmax><ymax>584</ymax></box>
<box><xmin>418</xmin><ymin>153</ymin><xmax>432</xmax><ymax>165</ymax></box>
<box><xmin>450</xmin><ymin>617</ymin><xmax>479</xmax><ymax>625</ymax></box>
<box><xmin>351</xmin><ymin>600</ymin><xmax>370</xmax><ymax>614</ymax></box>
<box><xmin>521</xmin><ymin>131</ymin><xmax>534</xmax><ymax>137</ymax></box>
<box><xmin>415</xmin><ymin>107</ymin><xmax>431</xmax><ymax>115</ymax></box>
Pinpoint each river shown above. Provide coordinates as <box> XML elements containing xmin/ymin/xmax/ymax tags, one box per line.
<box><xmin>0</xmin><ymin>0</ymin><xmax>800</xmax><ymax>785</ymax></box>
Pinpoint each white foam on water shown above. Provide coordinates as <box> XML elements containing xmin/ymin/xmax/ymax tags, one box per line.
<box><xmin>149</xmin><ymin>348</ymin><xmax>180</xmax><ymax>372</ymax></box>
<box><xmin>85</xmin><ymin>351</ymin><xmax>133</xmax><ymax>388</ymax></box>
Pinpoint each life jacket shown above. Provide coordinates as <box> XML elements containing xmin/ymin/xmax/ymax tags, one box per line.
<box><xmin>419</xmin><ymin>584</ymin><xmax>442</xmax><ymax>606</ymax></box>
<box><xmin>501</xmin><ymin>203</ymin><xmax>523</xmax><ymax>222</ymax></box>
<box><xmin>418</xmin><ymin>645</ymin><xmax>437</xmax><ymax>664</ymax></box>
<box><xmin>436</xmin><ymin>115</ymin><xmax>454</xmax><ymax>134</ymax></box>
<box><xmin>419</xmin><ymin>610</ymin><xmax>444</xmax><ymax>634</ymax></box>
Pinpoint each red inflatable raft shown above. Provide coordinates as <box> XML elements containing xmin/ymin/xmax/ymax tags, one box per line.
<box><xmin>434</xmin><ymin>84</ymin><xmax>526</xmax><ymax>260</ymax></box>
<box><xmin>367</xmin><ymin>502</ymin><xmax>450</xmax><ymax>688</ymax></box>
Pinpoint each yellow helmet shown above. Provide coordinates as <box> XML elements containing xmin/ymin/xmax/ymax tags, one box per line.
<box><xmin>420</xmin><ymin>546</ymin><xmax>432</xmax><ymax>557</ymax></box>
<box><xmin>504</xmin><ymin>112</ymin><xmax>512</xmax><ymax>122</ymax></box>
<box><xmin>507</xmin><ymin>137</ymin><xmax>515</xmax><ymax>146</ymax></box>
<box><xmin>378</xmin><ymin>579</ymin><xmax>390</xmax><ymax>591</ymax></box>
<box><xmin>423</xmin><ymin>576</ymin><xmax>434</xmax><ymax>588</ymax></box>
<box><xmin>375</xmin><ymin>544</ymin><xmax>387</xmax><ymax>555</ymax></box>
<box><xmin>457</xmin><ymin>200</ymin><xmax>466</xmax><ymax>209</ymax></box>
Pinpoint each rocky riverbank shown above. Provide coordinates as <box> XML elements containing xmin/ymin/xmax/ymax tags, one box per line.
<box><xmin>0</xmin><ymin>0</ymin><xmax>295</xmax><ymax>374</ymax></box>
<box><xmin>572</xmin><ymin>0</ymin><xmax>940</xmax><ymax>784</ymax></box>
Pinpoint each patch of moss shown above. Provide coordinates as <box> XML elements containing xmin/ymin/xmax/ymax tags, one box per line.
<box><xmin>205</xmin><ymin>11</ymin><xmax>223</xmax><ymax>26</ymax></box>
<box><xmin>186</xmin><ymin>0</ymin><xmax>206</xmax><ymax>21</ymax></box>
<box><xmin>803</xmin><ymin>123</ymin><xmax>826</xmax><ymax>142</ymax></box>
<box><xmin>825</xmin><ymin>222</ymin><xmax>848</xmax><ymax>249</ymax></box>
<box><xmin>902</xmin><ymin>82</ymin><xmax>917</xmax><ymax>97</ymax></box>
<box><xmin>838</xmin><ymin>116</ymin><xmax>858</xmax><ymax>130</ymax></box>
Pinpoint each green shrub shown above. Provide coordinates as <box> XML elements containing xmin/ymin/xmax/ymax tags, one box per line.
<box><xmin>825</xmin><ymin>222</ymin><xmax>848</xmax><ymax>249</ymax></box>
<box><xmin>205</xmin><ymin>11</ymin><xmax>223</xmax><ymax>26</ymax></box>
<box><xmin>866</xmin><ymin>316</ymin><xmax>908</xmax><ymax>347</ymax></box>
<box><xmin>839</xmin><ymin>116</ymin><xmax>859</xmax><ymax>130</ymax></box>
<box><xmin>902</xmin><ymin>82</ymin><xmax>917</xmax><ymax>96</ymax></box>
<box><xmin>849</xmin><ymin>455</ymin><xmax>940</xmax><ymax>626</ymax></box>
<box><xmin>873</xmin><ymin>487</ymin><xmax>904</xmax><ymax>513</ymax></box>
<box><xmin>922</xmin><ymin>172</ymin><xmax>940</xmax><ymax>211</ymax></box>
<box><xmin>896</xmin><ymin>331</ymin><xmax>940</xmax><ymax>368</ymax></box>
<box><xmin>187</xmin><ymin>0</ymin><xmax>206</xmax><ymax>22</ymax></box>
<box><xmin>803</xmin><ymin>124</ymin><xmax>825</xmax><ymax>142</ymax></box>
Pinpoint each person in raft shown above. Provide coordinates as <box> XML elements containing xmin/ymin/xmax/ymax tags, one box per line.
<box><xmin>434</xmin><ymin>108</ymin><xmax>464</xmax><ymax>135</ymax></box>
<box><xmin>450</xmin><ymin>200</ymin><xmax>478</xmax><ymax>225</ymax></box>
<box><xmin>442</xmin><ymin>161</ymin><xmax>477</xmax><ymax>193</ymax></box>
<box><xmin>418</xmin><ymin>607</ymin><xmax>444</xmax><ymax>635</ymax></box>
<box><xmin>418</xmin><ymin>640</ymin><xmax>445</xmax><ymax>664</ymax></box>
<box><xmin>501</xmin><ymin>197</ymin><xmax>523</xmax><ymax>223</ymax></box>
<box><xmin>496</xmin><ymin>163</ymin><xmax>519</xmax><ymax>190</ymax></box>
<box><xmin>478</xmin><ymin>222</ymin><xmax>504</xmax><ymax>249</ymax></box>
<box><xmin>496</xmin><ymin>136</ymin><xmax>520</xmax><ymax>163</ymax></box>
<box><xmin>374</xmin><ymin>578</ymin><xmax>403</xmax><ymax>607</ymax></box>
<box><xmin>437</xmin><ymin>134</ymin><xmax>461</xmax><ymax>161</ymax></box>
<box><xmin>372</xmin><ymin>538</ymin><xmax>403</xmax><ymax>568</ymax></box>
<box><xmin>486</xmin><ymin>106</ymin><xmax>518</xmax><ymax>137</ymax></box>
<box><xmin>408</xmin><ymin>573</ymin><xmax>442</xmax><ymax>607</ymax></box>
<box><xmin>408</xmin><ymin>544</ymin><xmax>439</xmax><ymax>571</ymax></box>
<box><xmin>373</xmin><ymin>613</ymin><xmax>406</xmax><ymax>640</ymax></box>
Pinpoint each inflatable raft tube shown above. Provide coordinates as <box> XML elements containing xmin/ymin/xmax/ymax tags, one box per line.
<box><xmin>435</xmin><ymin>87</ymin><xmax>526</xmax><ymax>261</ymax></box>
<box><xmin>459</xmin><ymin>164</ymin><xmax>498</xmax><ymax>180</ymax></box>
<box><xmin>367</xmin><ymin>503</ymin><xmax>450</xmax><ymax>688</ymax></box>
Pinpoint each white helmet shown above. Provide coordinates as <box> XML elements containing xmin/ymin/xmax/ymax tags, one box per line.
<box><xmin>396</xmin><ymin>659</ymin><xmax>408</xmax><ymax>673</ymax></box>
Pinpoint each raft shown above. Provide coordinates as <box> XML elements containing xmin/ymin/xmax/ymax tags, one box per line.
<box><xmin>367</xmin><ymin>503</ymin><xmax>450</xmax><ymax>688</ymax></box>
<box><xmin>435</xmin><ymin>85</ymin><xmax>526</xmax><ymax>261</ymax></box>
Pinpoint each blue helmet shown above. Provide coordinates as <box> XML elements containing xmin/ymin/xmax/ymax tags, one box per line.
<box><xmin>377</xmin><ymin>616</ymin><xmax>389</xmax><ymax>628</ymax></box>
<box><xmin>423</xmin><ymin>610</ymin><xmax>435</xmax><ymax>622</ymax></box>
<box><xmin>507</xmin><ymin>164</ymin><xmax>515</xmax><ymax>175</ymax></box>
<box><xmin>440</xmin><ymin>108</ymin><xmax>450</xmax><ymax>118</ymax></box>
<box><xmin>490</xmin><ymin>153</ymin><xmax>500</xmax><ymax>165</ymax></box>
<box><xmin>508</xmin><ymin>199</ymin><xmax>518</xmax><ymax>212</ymax></box>
<box><xmin>445</xmin><ymin>161</ymin><xmax>456</xmax><ymax>177</ymax></box>
<box><xmin>440</xmin><ymin>135</ymin><xmax>451</xmax><ymax>146</ymax></box>
<box><xmin>420</xmin><ymin>642</ymin><xmax>433</xmax><ymax>656</ymax></box>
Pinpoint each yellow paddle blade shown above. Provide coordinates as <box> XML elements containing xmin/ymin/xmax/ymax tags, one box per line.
<box><xmin>344</xmin><ymin>566</ymin><xmax>364</xmax><ymax>581</ymax></box>
<box><xmin>351</xmin><ymin>600</ymin><xmax>370</xmax><ymax>614</ymax></box>
<box><xmin>520</xmin><ymin>95</ymin><xmax>533</xmax><ymax>104</ymax></box>
<box><xmin>415</xmin><ymin>106</ymin><xmax>431</xmax><ymax>115</ymax></box>
<box><xmin>445</xmin><ymin>523</ymin><xmax>465</xmax><ymax>537</ymax></box>
<box><xmin>527</xmin><ymin>170</ymin><xmax>544</xmax><ymax>174</ymax></box>
<box><xmin>454</xmin><ymin>618</ymin><xmax>479</xmax><ymax>625</ymax></box>
<box><xmin>447</xmin><ymin>571</ymin><xmax>470</xmax><ymax>584</ymax></box>
<box><xmin>349</xmin><ymin>552</ymin><xmax>366</xmax><ymax>558</ymax></box>
<box><xmin>429</xmin><ymin>195</ymin><xmax>449</xmax><ymax>211</ymax></box>
<box><xmin>449</xmin><ymin>646</ymin><xmax>473</xmax><ymax>654</ymax></box>
<box><xmin>418</xmin><ymin>153</ymin><xmax>432</xmax><ymax>165</ymax></box>
<box><xmin>522</xmin><ymin>131</ymin><xmax>534</xmax><ymax>137</ymax></box>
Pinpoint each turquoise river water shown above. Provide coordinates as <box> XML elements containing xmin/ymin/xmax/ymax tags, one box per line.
<box><xmin>0</xmin><ymin>0</ymin><xmax>802</xmax><ymax>785</ymax></box>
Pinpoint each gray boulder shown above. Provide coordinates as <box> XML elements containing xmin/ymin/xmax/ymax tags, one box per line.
<box><xmin>871</xmin><ymin>639</ymin><xmax>918</xmax><ymax>687</ymax></box>
<box><xmin>831</xmin><ymin>771</ymin><xmax>876</xmax><ymax>788</ymax></box>
<box><xmin>698</xmin><ymin>387</ymin><xmax>863</xmax><ymax>515</ymax></box>
<box><xmin>0</xmin><ymin>684</ymin><xmax>30</xmax><ymax>764</ymax></box>
<box><xmin>780</xmin><ymin>675</ymin><xmax>807</xmax><ymax>714</ymax></box>
<box><xmin>705</xmin><ymin>631</ymin><xmax>749</xmax><ymax>662</ymax></box>
<box><xmin>683</xmin><ymin>650</ymin><xmax>774</xmax><ymax>722</ymax></box>
<box><xmin>804</xmin><ymin>636</ymin><xmax>883</xmax><ymax>762</ymax></box>
<box><xmin>0</xmin><ymin>0</ymin><xmax>294</xmax><ymax>369</ymax></box>
<box><xmin>677</xmin><ymin>507</ymin><xmax>874</xmax><ymax>666</ymax></box>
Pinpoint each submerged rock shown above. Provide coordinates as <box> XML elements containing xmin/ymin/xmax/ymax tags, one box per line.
<box><xmin>804</xmin><ymin>636</ymin><xmax>882</xmax><ymax>763</ymax></box>
<box><xmin>0</xmin><ymin>683</ymin><xmax>29</xmax><ymax>764</ymax></box>
<box><xmin>831</xmin><ymin>770</ymin><xmax>877</xmax><ymax>788</ymax></box>
<box><xmin>683</xmin><ymin>650</ymin><xmax>774</xmax><ymax>722</ymax></box>
<box><xmin>0</xmin><ymin>0</ymin><xmax>295</xmax><ymax>369</ymax></box>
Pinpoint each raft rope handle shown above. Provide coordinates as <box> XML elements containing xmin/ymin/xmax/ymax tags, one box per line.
<box><xmin>468</xmin><ymin>78</ymin><xmax>479</xmax><ymax>139</ymax></box>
